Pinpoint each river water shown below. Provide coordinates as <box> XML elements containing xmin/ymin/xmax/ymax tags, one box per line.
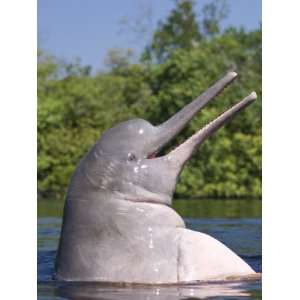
<box><xmin>38</xmin><ymin>199</ymin><xmax>261</xmax><ymax>299</ymax></box>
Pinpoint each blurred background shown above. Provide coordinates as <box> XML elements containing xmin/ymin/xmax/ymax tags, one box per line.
<box><xmin>38</xmin><ymin>0</ymin><xmax>261</xmax><ymax>202</ymax></box>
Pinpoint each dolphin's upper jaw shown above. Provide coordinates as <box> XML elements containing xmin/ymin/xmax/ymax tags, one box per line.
<box><xmin>143</xmin><ymin>73</ymin><xmax>256</xmax><ymax>168</ymax></box>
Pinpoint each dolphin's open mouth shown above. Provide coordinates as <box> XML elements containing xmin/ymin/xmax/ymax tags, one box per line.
<box><xmin>145</xmin><ymin>72</ymin><xmax>257</xmax><ymax>170</ymax></box>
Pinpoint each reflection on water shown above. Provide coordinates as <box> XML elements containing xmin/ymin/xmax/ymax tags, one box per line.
<box><xmin>38</xmin><ymin>199</ymin><xmax>261</xmax><ymax>300</ymax></box>
<box><xmin>39</xmin><ymin>280</ymin><xmax>261</xmax><ymax>300</ymax></box>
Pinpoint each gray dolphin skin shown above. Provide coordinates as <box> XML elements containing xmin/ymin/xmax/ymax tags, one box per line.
<box><xmin>55</xmin><ymin>72</ymin><xmax>257</xmax><ymax>283</ymax></box>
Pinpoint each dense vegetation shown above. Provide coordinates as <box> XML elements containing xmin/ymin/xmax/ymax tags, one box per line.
<box><xmin>38</xmin><ymin>0</ymin><xmax>261</xmax><ymax>201</ymax></box>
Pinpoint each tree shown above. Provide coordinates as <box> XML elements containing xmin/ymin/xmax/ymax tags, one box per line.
<box><xmin>202</xmin><ymin>0</ymin><xmax>229</xmax><ymax>37</ymax></box>
<box><xmin>142</xmin><ymin>0</ymin><xmax>202</xmax><ymax>63</ymax></box>
<box><xmin>104</xmin><ymin>48</ymin><xmax>135</xmax><ymax>71</ymax></box>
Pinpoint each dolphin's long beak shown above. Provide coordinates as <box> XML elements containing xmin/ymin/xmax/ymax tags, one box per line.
<box><xmin>163</xmin><ymin>92</ymin><xmax>257</xmax><ymax>173</ymax></box>
<box><xmin>152</xmin><ymin>71</ymin><xmax>238</xmax><ymax>154</ymax></box>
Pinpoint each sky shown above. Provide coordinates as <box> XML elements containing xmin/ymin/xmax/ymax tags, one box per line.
<box><xmin>38</xmin><ymin>0</ymin><xmax>261</xmax><ymax>72</ymax></box>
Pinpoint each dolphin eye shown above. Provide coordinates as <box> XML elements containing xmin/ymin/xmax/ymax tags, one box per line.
<box><xmin>127</xmin><ymin>153</ymin><xmax>137</xmax><ymax>161</ymax></box>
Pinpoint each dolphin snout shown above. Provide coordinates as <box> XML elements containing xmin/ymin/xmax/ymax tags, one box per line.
<box><xmin>147</xmin><ymin>73</ymin><xmax>256</xmax><ymax>177</ymax></box>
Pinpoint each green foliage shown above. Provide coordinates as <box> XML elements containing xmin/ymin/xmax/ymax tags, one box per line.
<box><xmin>202</xmin><ymin>0</ymin><xmax>229</xmax><ymax>37</ymax></box>
<box><xmin>142</xmin><ymin>0</ymin><xmax>231</xmax><ymax>63</ymax></box>
<box><xmin>38</xmin><ymin>9</ymin><xmax>261</xmax><ymax>201</ymax></box>
<box><xmin>142</xmin><ymin>0</ymin><xmax>203</xmax><ymax>63</ymax></box>
<box><xmin>104</xmin><ymin>48</ymin><xmax>135</xmax><ymax>70</ymax></box>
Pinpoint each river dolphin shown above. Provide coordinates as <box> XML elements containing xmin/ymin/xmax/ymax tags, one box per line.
<box><xmin>55</xmin><ymin>72</ymin><xmax>257</xmax><ymax>283</ymax></box>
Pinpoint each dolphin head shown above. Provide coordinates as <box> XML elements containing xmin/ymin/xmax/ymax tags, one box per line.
<box><xmin>70</xmin><ymin>72</ymin><xmax>257</xmax><ymax>206</ymax></box>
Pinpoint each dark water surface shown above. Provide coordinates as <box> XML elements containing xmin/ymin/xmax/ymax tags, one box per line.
<box><xmin>38</xmin><ymin>199</ymin><xmax>262</xmax><ymax>300</ymax></box>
